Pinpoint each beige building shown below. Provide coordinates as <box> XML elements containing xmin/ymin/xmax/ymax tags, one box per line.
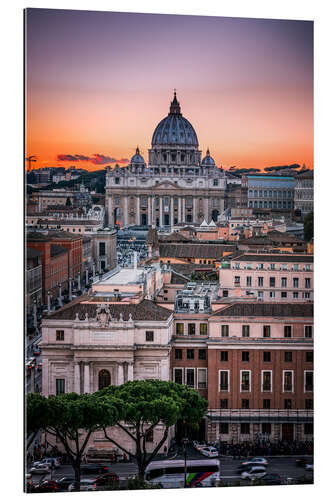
<box><xmin>105</xmin><ymin>92</ymin><xmax>226</xmax><ymax>229</ymax></box>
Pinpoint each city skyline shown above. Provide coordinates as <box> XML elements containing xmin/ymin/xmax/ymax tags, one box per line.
<box><xmin>26</xmin><ymin>9</ymin><xmax>313</xmax><ymax>171</ymax></box>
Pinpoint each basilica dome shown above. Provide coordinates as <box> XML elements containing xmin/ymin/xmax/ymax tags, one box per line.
<box><xmin>130</xmin><ymin>147</ymin><xmax>145</xmax><ymax>164</ymax></box>
<box><xmin>151</xmin><ymin>92</ymin><xmax>199</xmax><ymax>147</ymax></box>
<box><xmin>201</xmin><ymin>148</ymin><xmax>216</xmax><ymax>166</ymax></box>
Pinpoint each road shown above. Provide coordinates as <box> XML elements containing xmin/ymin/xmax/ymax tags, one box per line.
<box><xmin>28</xmin><ymin>448</ymin><xmax>313</xmax><ymax>488</ymax></box>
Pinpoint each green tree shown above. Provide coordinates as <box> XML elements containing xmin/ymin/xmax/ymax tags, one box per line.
<box><xmin>304</xmin><ymin>211</ymin><xmax>313</xmax><ymax>242</ymax></box>
<box><xmin>27</xmin><ymin>392</ymin><xmax>119</xmax><ymax>491</ymax></box>
<box><xmin>97</xmin><ymin>379</ymin><xmax>208</xmax><ymax>481</ymax></box>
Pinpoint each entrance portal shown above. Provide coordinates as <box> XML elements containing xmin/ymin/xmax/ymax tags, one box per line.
<box><xmin>164</xmin><ymin>214</ymin><xmax>170</xmax><ymax>226</ymax></box>
<box><xmin>141</xmin><ymin>213</ymin><xmax>147</xmax><ymax>226</ymax></box>
<box><xmin>282</xmin><ymin>423</ymin><xmax>294</xmax><ymax>441</ymax></box>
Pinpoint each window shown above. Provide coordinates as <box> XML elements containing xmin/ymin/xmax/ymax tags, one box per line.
<box><xmin>293</xmin><ymin>292</ymin><xmax>299</xmax><ymax>299</ymax></box>
<box><xmin>305</xmin><ymin>399</ymin><xmax>313</xmax><ymax>409</ymax></box>
<box><xmin>242</xmin><ymin>325</ymin><xmax>250</xmax><ymax>337</ymax></box>
<box><xmin>303</xmin><ymin>292</ymin><xmax>310</xmax><ymax>299</ymax></box>
<box><xmin>304</xmin><ymin>423</ymin><xmax>313</xmax><ymax>435</ymax></box>
<box><xmin>221</xmin><ymin>325</ymin><xmax>229</xmax><ymax>337</ymax></box>
<box><xmin>146</xmin><ymin>429</ymin><xmax>154</xmax><ymax>442</ymax></box>
<box><xmin>258</xmin><ymin>291</ymin><xmax>263</xmax><ymax>299</ymax></box>
<box><xmin>186</xmin><ymin>368</ymin><xmax>195</xmax><ymax>388</ymax></box>
<box><xmin>270</xmin><ymin>263</ymin><xmax>275</xmax><ymax>270</ymax></box>
<box><xmin>56</xmin><ymin>330</ymin><xmax>64</xmax><ymax>341</ymax></box>
<box><xmin>241</xmin><ymin>371</ymin><xmax>250</xmax><ymax>391</ymax></box>
<box><xmin>246</xmin><ymin>276</ymin><xmax>252</xmax><ymax>287</ymax></box>
<box><xmin>220</xmin><ymin>399</ymin><xmax>228</xmax><ymax>409</ymax></box>
<box><xmin>258</xmin><ymin>277</ymin><xmax>264</xmax><ymax>287</ymax></box>
<box><xmin>175</xmin><ymin>349</ymin><xmax>182</xmax><ymax>360</ymax></box>
<box><xmin>305</xmin><ymin>278</ymin><xmax>311</xmax><ymax>289</ymax></box>
<box><xmin>234</xmin><ymin>276</ymin><xmax>240</xmax><ymax>286</ymax></box>
<box><xmin>258</xmin><ymin>263</ymin><xmax>264</xmax><ymax>270</ymax></box>
<box><xmin>281</xmin><ymin>277</ymin><xmax>287</xmax><ymax>288</ymax></box>
<box><xmin>284</xmin><ymin>326</ymin><xmax>292</xmax><ymax>338</ymax></box>
<box><xmin>242</xmin><ymin>351</ymin><xmax>250</xmax><ymax>362</ymax></box>
<box><xmin>174</xmin><ymin>368</ymin><xmax>183</xmax><ymax>384</ymax></box>
<box><xmin>146</xmin><ymin>331</ymin><xmax>154</xmax><ymax>342</ymax></box>
<box><xmin>176</xmin><ymin>323</ymin><xmax>184</xmax><ymax>335</ymax></box>
<box><xmin>263</xmin><ymin>351</ymin><xmax>271</xmax><ymax>362</ymax></box>
<box><xmin>263</xmin><ymin>399</ymin><xmax>271</xmax><ymax>409</ymax></box>
<box><xmin>222</xmin><ymin>290</ymin><xmax>229</xmax><ymax>297</ymax></box>
<box><xmin>269</xmin><ymin>277</ymin><xmax>275</xmax><ymax>287</ymax></box>
<box><xmin>305</xmin><ymin>326</ymin><xmax>313</xmax><ymax>338</ymax></box>
<box><xmin>220</xmin><ymin>351</ymin><xmax>228</xmax><ymax>362</ymax></box>
<box><xmin>200</xmin><ymin>323</ymin><xmax>207</xmax><ymax>335</ymax></box>
<box><xmin>198</xmin><ymin>349</ymin><xmax>206</xmax><ymax>360</ymax></box>
<box><xmin>115</xmin><ymin>177</ymin><xmax>120</xmax><ymax>185</ymax></box>
<box><xmin>281</xmin><ymin>291</ymin><xmax>287</xmax><ymax>298</ymax></box>
<box><xmin>240</xmin><ymin>423</ymin><xmax>250</xmax><ymax>435</ymax></box>
<box><xmin>213</xmin><ymin>179</ymin><xmax>218</xmax><ymax>186</ymax></box>
<box><xmin>98</xmin><ymin>369</ymin><xmax>111</xmax><ymax>390</ymax></box>
<box><xmin>188</xmin><ymin>323</ymin><xmax>196</xmax><ymax>335</ymax></box>
<box><xmin>56</xmin><ymin>378</ymin><xmax>65</xmax><ymax>395</ymax></box>
<box><xmin>197</xmin><ymin>368</ymin><xmax>207</xmax><ymax>389</ymax></box>
<box><xmin>262</xmin><ymin>423</ymin><xmax>271</xmax><ymax>435</ymax></box>
<box><xmin>242</xmin><ymin>399</ymin><xmax>249</xmax><ymax>409</ymax></box>
<box><xmin>284</xmin><ymin>351</ymin><xmax>293</xmax><ymax>362</ymax></box>
<box><xmin>263</xmin><ymin>325</ymin><xmax>271</xmax><ymax>338</ymax></box>
<box><xmin>187</xmin><ymin>349</ymin><xmax>194</xmax><ymax>360</ymax></box>
<box><xmin>284</xmin><ymin>399</ymin><xmax>292</xmax><ymax>409</ymax></box>
<box><xmin>219</xmin><ymin>423</ymin><xmax>229</xmax><ymax>434</ymax></box>
<box><xmin>269</xmin><ymin>291</ymin><xmax>275</xmax><ymax>298</ymax></box>
<box><xmin>262</xmin><ymin>371</ymin><xmax>272</xmax><ymax>391</ymax></box>
<box><xmin>99</xmin><ymin>242</ymin><xmax>106</xmax><ymax>256</ymax></box>
<box><xmin>219</xmin><ymin>370</ymin><xmax>229</xmax><ymax>391</ymax></box>
<box><xmin>293</xmin><ymin>264</ymin><xmax>299</xmax><ymax>271</ymax></box>
<box><xmin>306</xmin><ymin>351</ymin><xmax>313</xmax><ymax>363</ymax></box>
<box><xmin>283</xmin><ymin>371</ymin><xmax>293</xmax><ymax>392</ymax></box>
<box><xmin>293</xmin><ymin>277</ymin><xmax>299</xmax><ymax>288</ymax></box>
<box><xmin>305</xmin><ymin>371</ymin><xmax>313</xmax><ymax>392</ymax></box>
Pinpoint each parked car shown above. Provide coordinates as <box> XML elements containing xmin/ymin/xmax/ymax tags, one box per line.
<box><xmin>194</xmin><ymin>442</ymin><xmax>206</xmax><ymax>451</ymax></box>
<box><xmin>94</xmin><ymin>472</ymin><xmax>120</xmax><ymax>490</ymax></box>
<box><xmin>55</xmin><ymin>477</ymin><xmax>75</xmax><ymax>491</ymax></box>
<box><xmin>29</xmin><ymin>464</ymin><xmax>51</xmax><ymax>474</ymax></box>
<box><xmin>34</xmin><ymin>458</ymin><xmax>60</xmax><ymax>469</ymax></box>
<box><xmin>80</xmin><ymin>463</ymin><xmax>110</xmax><ymax>474</ymax></box>
<box><xmin>241</xmin><ymin>466</ymin><xmax>267</xmax><ymax>480</ymax></box>
<box><xmin>33</xmin><ymin>480</ymin><xmax>59</xmax><ymax>493</ymax></box>
<box><xmin>68</xmin><ymin>479</ymin><xmax>97</xmax><ymax>491</ymax></box>
<box><xmin>241</xmin><ymin>457</ymin><xmax>268</xmax><ymax>467</ymax></box>
<box><xmin>257</xmin><ymin>473</ymin><xmax>282</xmax><ymax>485</ymax></box>
<box><xmin>199</xmin><ymin>446</ymin><xmax>219</xmax><ymax>458</ymax></box>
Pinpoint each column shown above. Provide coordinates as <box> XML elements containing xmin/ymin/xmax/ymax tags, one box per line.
<box><xmin>170</xmin><ymin>196</ymin><xmax>174</xmax><ymax>228</ymax></box>
<box><xmin>136</xmin><ymin>197</ymin><xmax>140</xmax><ymax>225</ymax></box>
<box><xmin>151</xmin><ymin>196</ymin><xmax>155</xmax><ymax>227</ymax></box>
<box><xmin>159</xmin><ymin>197</ymin><xmax>163</xmax><ymax>227</ymax></box>
<box><xmin>118</xmin><ymin>363</ymin><xmax>124</xmax><ymax>385</ymax></box>
<box><xmin>182</xmin><ymin>197</ymin><xmax>186</xmax><ymax>223</ymax></box>
<box><xmin>148</xmin><ymin>196</ymin><xmax>152</xmax><ymax>226</ymax></box>
<box><xmin>128</xmin><ymin>362</ymin><xmax>134</xmax><ymax>381</ymax></box>
<box><xmin>74</xmin><ymin>362</ymin><xmax>81</xmax><ymax>394</ymax></box>
<box><xmin>108</xmin><ymin>195</ymin><xmax>113</xmax><ymax>227</ymax></box>
<box><xmin>178</xmin><ymin>196</ymin><xmax>181</xmax><ymax>223</ymax></box>
<box><xmin>193</xmin><ymin>197</ymin><xmax>197</xmax><ymax>224</ymax></box>
<box><xmin>124</xmin><ymin>196</ymin><xmax>128</xmax><ymax>227</ymax></box>
<box><xmin>83</xmin><ymin>363</ymin><xmax>90</xmax><ymax>393</ymax></box>
<box><xmin>205</xmin><ymin>197</ymin><xmax>209</xmax><ymax>221</ymax></box>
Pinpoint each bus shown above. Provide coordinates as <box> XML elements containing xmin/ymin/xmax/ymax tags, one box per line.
<box><xmin>144</xmin><ymin>459</ymin><xmax>220</xmax><ymax>488</ymax></box>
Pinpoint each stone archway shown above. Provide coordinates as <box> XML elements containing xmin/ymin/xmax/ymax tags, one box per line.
<box><xmin>98</xmin><ymin>369</ymin><xmax>111</xmax><ymax>390</ymax></box>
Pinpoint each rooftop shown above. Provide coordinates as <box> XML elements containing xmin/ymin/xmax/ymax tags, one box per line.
<box><xmin>230</xmin><ymin>253</ymin><xmax>313</xmax><ymax>263</ymax></box>
<box><xmin>212</xmin><ymin>302</ymin><xmax>313</xmax><ymax>318</ymax></box>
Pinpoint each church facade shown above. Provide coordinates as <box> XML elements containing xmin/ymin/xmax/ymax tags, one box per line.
<box><xmin>105</xmin><ymin>92</ymin><xmax>226</xmax><ymax>229</ymax></box>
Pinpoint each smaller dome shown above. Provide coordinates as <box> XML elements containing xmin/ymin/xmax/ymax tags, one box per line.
<box><xmin>131</xmin><ymin>147</ymin><xmax>145</xmax><ymax>165</ymax></box>
<box><xmin>201</xmin><ymin>148</ymin><xmax>215</xmax><ymax>166</ymax></box>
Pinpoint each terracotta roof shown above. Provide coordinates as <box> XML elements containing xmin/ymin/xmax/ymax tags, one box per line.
<box><xmin>27</xmin><ymin>231</ymin><xmax>82</xmax><ymax>241</ymax></box>
<box><xmin>159</xmin><ymin>243</ymin><xmax>235</xmax><ymax>260</ymax></box>
<box><xmin>159</xmin><ymin>232</ymin><xmax>192</xmax><ymax>243</ymax></box>
<box><xmin>231</xmin><ymin>253</ymin><xmax>313</xmax><ymax>263</ymax></box>
<box><xmin>47</xmin><ymin>298</ymin><xmax>172</xmax><ymax>322</ymax></box>
<box><xmin>170</xmin><ymin>263</ymin><xmax>214</xmax><ymax>275</ymax></box>
<box><xmin>212</xmin><ymin>302</ymin><xmax>313</xmax><ymax>318</ymax></box>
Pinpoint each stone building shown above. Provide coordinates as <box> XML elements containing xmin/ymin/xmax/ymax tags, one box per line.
<box><xmin>91</xmin><ymin>228</ymin><xmax>117</xmax><ymax>273</ymax></box>
<box><xmin>294</xmin><ymin>170</ymin><xmax>314</xmax><ymax>217</ymax></box>
<box><xmin>247</xmin><ymin>175</ymin><xmax>294</xmax><ymax>212</ymax></box>
<box><xmin>26</xmin><ymin>247</ymin><xmax>43</xmax><ymax>311</ymax></box>
<box><xmin>105</xmin><ymin>92</ymin><xmax>226</xmax><ymax>229</ymax></box>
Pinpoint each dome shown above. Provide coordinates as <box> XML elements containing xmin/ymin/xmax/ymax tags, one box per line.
<box><xmin>201</xmin><ymin>148</ymin><xmax>215</xmax><ymax>166</ymax></box>
<box><xmin>151</xmin><ymin>92</ymin><xmax>199</xmax><ymax>147</ymax></box>
<box><xmin>131</xmin><ymin>147</ymin><xmax>145</xmax><ymax>164</ymax></box>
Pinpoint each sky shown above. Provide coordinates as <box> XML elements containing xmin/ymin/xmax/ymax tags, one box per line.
<box><xmin>25</xmin><ymin>9</ymin><xmax>313</xmax><ymax>171</ymax></box>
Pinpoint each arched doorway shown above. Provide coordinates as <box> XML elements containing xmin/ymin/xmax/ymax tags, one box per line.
<box><xmin>211</xmin><ymin>209</ymin><xmax>219</xmax><ymax>222</ymax></box>
<box><xmin>98</xmin><ymin>369</ymin><xmax>111</xmax><ymax>390</ymax></box>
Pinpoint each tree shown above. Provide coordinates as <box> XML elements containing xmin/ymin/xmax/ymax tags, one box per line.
<box><xmin>97</xmin><ymin>379</ymin><xmax>208</xmax><ymax>481</ymax></box>
<box><xmin>304</xmin><ymin>211</ymin><xmax>313</xmax><ymax>242</ymax></box>
<box><xmin>26</xmin><ymin>393</ymin><xmax>49</xmax><ymax>449</ymax></box>
<box><xmin>27</xmin><ymin>392</ymin><xmax>119</xmax><ymax>491</ymax></box>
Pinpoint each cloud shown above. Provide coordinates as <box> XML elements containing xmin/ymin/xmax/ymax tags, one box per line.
<box><xmin>56</xmin><ymin>153</ymin><xmax>129</xmax><ymax>165</ymax></box>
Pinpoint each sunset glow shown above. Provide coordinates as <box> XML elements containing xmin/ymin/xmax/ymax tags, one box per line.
<box><xmin>25</xmin><ymin>9</ymin><xmax>313</xmax><ymax>171</ymax></box>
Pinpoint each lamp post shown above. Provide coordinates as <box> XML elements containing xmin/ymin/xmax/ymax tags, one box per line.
<box><xmin>182</xmin><ymin>437</ymin><xmax>189</xmax><ymax>488</ymax></box>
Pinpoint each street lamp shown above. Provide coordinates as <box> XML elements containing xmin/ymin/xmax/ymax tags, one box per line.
<box><xmin>182</xmin><ymin>437</ymin><xmax>189</xmax><ymax>488</ymax></box>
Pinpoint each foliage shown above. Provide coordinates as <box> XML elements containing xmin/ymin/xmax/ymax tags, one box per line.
<box><xmin>303</xmin><ymin>211</ymin><xmax>314</xmax><ymax>242</ymax></box>
<box><xmin>96</xmin><ymin>379</ymin><xmax>208</xmax><ymax>479</ymax></box>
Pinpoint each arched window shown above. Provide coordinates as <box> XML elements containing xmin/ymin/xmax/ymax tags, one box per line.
<box><xmin>98</xmin><ymin>369</ymin><xmax>111</xmax><ymax>390</ymax></box>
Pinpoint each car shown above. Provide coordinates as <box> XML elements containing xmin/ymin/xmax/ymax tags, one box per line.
<box><xmin>199</xmin><ymin>446</ymin><xmax>219</xmax><ymax>458</ymax></box>
<box><xmin>258</xmin><ymin>473</ymin><xmax>282</xmax><ymax>485</ymax></box>
<box><xmin>68</xmin><ymin>479</ymin><xmax>97</xmax><ymax>491</ymax></box>
<box><xmin>80</xmin><ymin>463</ymin><xmax>110</xmax><ymax>474</ymax></box>
<box><xmin>33</xmin><ymin>480</ymin><xmax>59</xmax><ymax>493</ymax></box>
<box><xmin>94</xmin><ymin>472</ymin><xmax>120</xmax><ymax>490</ymax></box>
<box><xmin>305</xmin><ymin>463</ymin><xmax>314</xmax><ymax>471</ymax></box>
<box><xmin>33</xmin><ymin>457</ymin><xmax>60</xmax><ymax>469</ymax></box>
<box><xmin>29</xmin><ymin>463</ymin><xmax>51</xmax><ymax>474</ymax></box>
<box><xmin>241</xmin><ymin>466</ymin><xmax>267</xmax><ymax>480</ymax></box>
<box><xmin>55</xmin><ymin>476</ymin><xmax>75</xmax><ymax>491</ymax></box>
<box><xmin>194</xmin><ymin>442</ymin><xmax>207</xmax><ymax>451</ymax></box>
<box><xmin>241</xmin><ymin>457</ymin><xmax>268</xmax><ymax>467</ymax></box>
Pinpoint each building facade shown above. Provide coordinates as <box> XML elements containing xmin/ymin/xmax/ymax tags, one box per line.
<box><xmin>26</xmin><ymin>248</ymin><xmax>43</xmax><ymax>311</ymax></box>
<box><xmin>247</xmin><ymin>175</ymin><xmax>294</xmax><ymax>212</ymax></box>
<box><xmin>105</xmin><ymin>92</ymin><xmax>226</xmax><ymax>229</ymax></box>
<box><xmin>294</xmin><ymin>170</ymin><xmax>314</xmax><ymax>217</ymax></box>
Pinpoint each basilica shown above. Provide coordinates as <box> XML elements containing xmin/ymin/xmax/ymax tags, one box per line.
<box><xmin>105</xmin><ymin>92</ymin><xmax>226</xmax><ymax>228</ymax></box>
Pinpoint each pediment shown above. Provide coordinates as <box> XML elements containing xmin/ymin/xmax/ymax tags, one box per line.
<box><xmin>154</xmin><ymin>180</ymin><xmax>180</xmax><ymax>189</ymax></box>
